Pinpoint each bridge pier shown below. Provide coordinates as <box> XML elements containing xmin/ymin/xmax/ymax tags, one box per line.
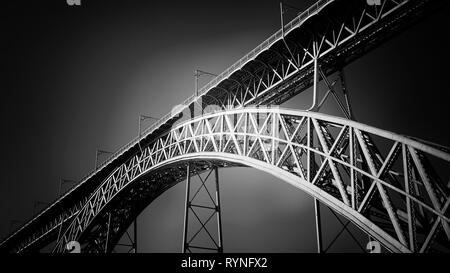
<box><xmin>182</xmin><ymin>164</ymin><xmax>223</xmax><ymax>253</ymax></box>
<box><xmin>314</xmin><ymin>199</ymin><xmax>323</xmax><ymax>253</ymax></box>
<box><xmin>105</xmin><ymin>212</ymin><xmax>111</xmax><ymax>253</ymax></box>
<box><xmin>182</xmin><ymin>163</ymin><xmax>191</xmax><ymax>253</ymax></box>
<box><xmin>133</xmin><ymin>219</ymin><xmax>137</xmax><ymax>253</ymax></box>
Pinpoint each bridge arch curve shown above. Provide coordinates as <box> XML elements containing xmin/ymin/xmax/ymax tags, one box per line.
<box><xmin>53</xmin><ymin>108</ymin><xmax>450</xmax><ymax>253</ymax></box>
<box><xmin>104</xmin><ymin>153</ymin><xmax>410</xmax><ymax>253</ymax></box>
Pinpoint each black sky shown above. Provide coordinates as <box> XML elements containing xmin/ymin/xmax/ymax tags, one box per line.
<box><xmin>1</xmin><ymin>0</ymin><xmax>449</xmax><ymax>252</ymax></box>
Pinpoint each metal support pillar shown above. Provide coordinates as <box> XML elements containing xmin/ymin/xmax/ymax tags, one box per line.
<box><xmin>314</xmin><ymin>198</ymin><xmax>322</xmax><ymax>253</ymax></box>
<box><xmin>133</xmin><ymin>219</ymin><xmax>137</xmax><ymax>253</ymax></box>
<box><xmin>339</xmin><ymin>69</ymin><xmax>354</xmax><ymax>120</ymax></box>
<box><xmin>280</xmin><ymin>2</ymin><xmax>284</xmax><ymax>37</ymax></box>
<box><xmin>307</xmin><ymin>41</ymin><xmax>319</xmax><ymax>111</ymax></box>
<box><xmin>307</xmin><ymin>61</ymin><xmax>355</xmax><ymax>121</ymax></box>
<box><xmin>312</xmin><ymin>41</ymin><xmax>318</xmax><ymax>111</ymax></box>
<box><xmin>318</xmin><ymin>67</ymin><xmax>351</xmax><ymax>119</ymax></box>
<box><xmin>182</xmin><ymin>164</ymin><xmax>223</xmax><ymax>253</ymax></box>
<box><xmin>194</xmin><ymin>71</ymin><xmax>201</xmax><ymax>116</ymax></box>
<box><xmin>105</xmin><ymin>212</ymin><xmax>112</xmax><ymax>253</ymax></box>
<box><xmin>214</xmin><ymin>166</ymin><xmax>224</xmax><ymax>252</ymax></box>
<box><xmin>194</xmin><ymin>71</ymin><xmax>198</xmax><ymax>98</ymax></box>
<box><xmin>182</xmin><ymin>163</ymin><xmax>191</xmax><ymax>253</ymax></box>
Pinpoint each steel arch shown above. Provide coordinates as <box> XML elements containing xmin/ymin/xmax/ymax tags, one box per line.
<box><xmin>51</xmin><ymin>107</ymin><xmax>450</xmax><ymax>253</ymax></box>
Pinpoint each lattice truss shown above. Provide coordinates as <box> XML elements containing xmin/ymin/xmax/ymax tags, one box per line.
<box><xmin>47</xmin><ymin>108</ymin><xmax>450</xmax><ymax>253</ymax></box>
<box><xmin>4</xmin><ymin>0</ymin><xmax>448</xmax><ymax>254</ymax></box>
<box><xmin>183</xmin><ymin>165</ymin><xmax>223</xmax><ymax>253</ymax></box>
<box><xmin>5</xmin><ymin>0</ymin><xmax>441</xmax><ymax>253</ymax></box>
<box><xmin>199</xmin><ymin>0</ymin><xmax>434</xmax><ymax>110</ymax></box>
<box><xmin>65</xmin><ymin>166</ymin><xmax>188</xmax><ymax>254</ymax></box>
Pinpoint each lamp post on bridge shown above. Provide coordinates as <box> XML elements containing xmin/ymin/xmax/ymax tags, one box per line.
<box><xmin>127</xmin><ymin>114</ymin><xmax>159</xmax><ymax>253</ymax></box>
<box><xmin>58</xmin><ymin>178</ymin><xmax>77</xmax><ymax>198</ymax></box>
<box><xmin>55</xmin><ymin>178</ymin><xmax>76</xmax><ymax>243</ymax></box>
<box><xmin>194</xmin><ymin>69</ymin><xmax>217</xmax><ymax>116</ymax></box>
<box><xmin>9</xmin><ymin>220</ymin><xmax>24</xmax><ymax>234</ymax></box>
<box><xmin>33</xmin><ymin>201</ymin><xmax>49</xmax><ymax>215</ymax></box>
<box><xmin>95</xmin><ymin>149</ymin><xmax>113</xmax><ymax>169</ymax></box>
<box><xmin>194</xmin><ymin>69</ymin><xmax>217</xmax><ymax>98</ymax></box>
<box><xmin>138</xmin><ymin>114</ymin><xmax>158</xmax><ymax>152</ymax></box>
<box><xmin>279</xmin><ymin>2</ymin><xmax>301</xmax><ymax>37</ymax></box>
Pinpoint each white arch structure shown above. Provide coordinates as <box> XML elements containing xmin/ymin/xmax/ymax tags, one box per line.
<box><xmin>51</xmin><ymin>107</ymin><xmax>450</xmax><ymax>253</ymax></box>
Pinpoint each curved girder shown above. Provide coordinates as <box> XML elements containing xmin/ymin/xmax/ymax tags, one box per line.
<box><xmin>2</xmin><ymin>0</ymin><xmax>448</xmax><ymax>254</ymax></box>
<box><xmin>79</xmin><ymin>160</ymin><xmax>237</xmax><ymax>254</ymax></box>
<box><xmin>48</xmin><ymin>107</ymin><xmax>450</xmax><ymax>253</ymax></box>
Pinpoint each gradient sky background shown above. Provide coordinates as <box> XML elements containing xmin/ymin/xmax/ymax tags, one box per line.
<box><xmin>1</xmin><ymin>0</ymin><xmax>449</xmax><ymax>252</ymax></box>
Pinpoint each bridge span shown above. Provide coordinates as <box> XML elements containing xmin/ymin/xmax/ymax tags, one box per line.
<box><xmin>1</xmin><ymin>0</ymin><xmax>449</xmax><ymax>253</ymax></box>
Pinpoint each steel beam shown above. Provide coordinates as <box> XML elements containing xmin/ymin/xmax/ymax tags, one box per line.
<box><xmin>11</xmin><ymin>108</ymin><xmax>450</xmax><ymax>254</ymax></box>
<box><xmin>314</xmin><ymin>198</ymin><xmax>322</xmax><ymax>253</ymax></box>
<box><xmin>182</xmin><ymin>163</ymin><xmax>191</xmax><ymax>253</ymax></box>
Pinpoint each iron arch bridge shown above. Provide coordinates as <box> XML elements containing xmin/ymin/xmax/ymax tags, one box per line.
<box><xmin>47</xmin><ymin>108</ymin><xmax>450</xmax><ymax>253</ymax></box>
<box><xmin>1</xmin><ymin>0</ymin><xmax>449</xmax><ymax>254</ymax></box>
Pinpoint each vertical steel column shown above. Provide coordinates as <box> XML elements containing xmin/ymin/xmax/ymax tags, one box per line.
<box><xmin>307</xmin><ymin>40</ymin><xmax>319</xmax><ymax>111</ymax></box>
<box><xmin>214</xmin><ymin>166</ymin><xmax>224</xmax><ymax>253</ymax></box>
<box><xmin>195</xmin><ymin>71</ymin><xmax>198</xmax><ymax>98</ymax></box>
<box><xmin>312</xmin><ymin>41</ymin><xmax>318</xmax><ymax>109</ymax></box>
<box><xmin>56</xmin><ymin>214</ymin><xmax>65</xmax><ymax>242</ymax></box>
<box><xmin>350</xmin><ymin>127</ymin><xmax>355</xmax><ymax>210</ymax></box>
<box><xmin>339</xmin><ymin>69</ymin><xmax>354</xmax><ymax>120</ymax></box>
<box><xmin>182</xmin><ymin>163</ymin><xmax>191</xmax><ymax>253</ymax></box>
<box><xmin>308</xmin><ymin>115</ymin><xmax>322</xmax><ymax>253</ymax></box>
<box><xmin>133</xmin><ymin>219</ymin><xmax>137</xmax><ymax>253</ymax></box>
<box><xmin>314</xmin><ymin>198</ymin><xmax>323</xmax><ymax>253</ymax></box>
<box><xmin>182</xmin><ymin>165</ymin><xmax>224</xmax><ymax>253</ymax></box>
<box><xmin>138</xmin><ymin>116</ymin><xmax>143</xmax><ymax>152</ymax></box>
<box><xmin>307</xmin><ymin>117</ymin><xmax>312</xmax><ymax>183</ymax></box>
<box><xmin>195</xmin><ymin>70</ymin><xmax>202</xmax><ymax>116</ymax></box>
<box><xmin>105</xmin><ymin>212</ymin><xmax>111</xmax><ymax>253</ymax></box>
<box><xmin>403</xmin><ymin>144</ymin><xmax>415</xmax><ymax>252</ymax></box>
<box><xmin>280</xmin><ymin>2</ymin><xmax>284</xmax><ymax>37</ymax></box>
<box><xmin>194</xmin><ymin>70</ymin><xmax>217</xmax><ymax>115</ymax></box>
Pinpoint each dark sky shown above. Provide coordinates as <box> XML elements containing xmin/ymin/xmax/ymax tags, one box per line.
<box><xmin>1</xmin><ymin>0</ymin><xmax>449</xmax><ymax>252</ymax></box>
